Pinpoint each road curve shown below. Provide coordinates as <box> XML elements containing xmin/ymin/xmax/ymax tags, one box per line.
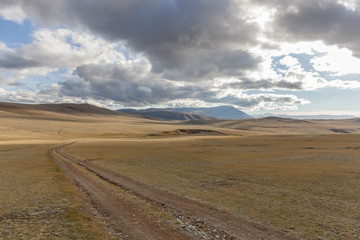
<box><xmin>51</xmin><ymin>143</ymin><xmax>297</xmax><ymax>240</ymax></box>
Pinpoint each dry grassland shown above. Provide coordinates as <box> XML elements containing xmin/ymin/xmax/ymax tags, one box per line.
<box><xmin>1</xmin><ymin>104</ymin><xmax>360</xmax><ymax>239</ymax></box>
<box><xmin>0</xmin><ymin>143</ymin><xmax>111</xmax><ymax>240</ymax></box>
<box><xmin>64</xmin><ymin>134</ymin><xmax>360</xmax><ymax>239</ymax></box>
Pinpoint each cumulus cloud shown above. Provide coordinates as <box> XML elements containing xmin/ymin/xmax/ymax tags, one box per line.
<box><xmin>0</xmin><ymin>0</ymin><xmax>359</xmax><ymax>112</ymax></box>
<box><xmin>273</xmin><ymin>1</ymin><xmax>360</xmax><ymax>56</ymax></box>
<box><xmin>0</xmin><ymin>1</ymin><xmax>27</xmax><ymax>23</ymax></box>
<box><xmin>0</xmin><ymin>87</ymin><xmax>116</xmax><ymax>107</ymax></box>
<box><xmin>311</xmin><ymin>48</ymin><xmax>360</xmax><ymax>75</ymax></box>
<box><xmin>0</xmin><ymin>0</ymin><xmax>260</xmax><ymax>75</ymax></box>
<box><xmin>279</xmin><ymin>56</ymin><xmax>300</xmax><ymax>67</ymax></box>
<box><xmin>210</xmin><ymin>90</ymin><xmax>310</xmax><ymax>111</ymax></box>
<box><xmin>0</xmin><ymin>28</ymin><xmax>125</xmax><ymax>70</ymax></box>
<box><xmin>51</xmin><ymin>62</ymin><xmax>211</xmax><ymax>107</ymax></box>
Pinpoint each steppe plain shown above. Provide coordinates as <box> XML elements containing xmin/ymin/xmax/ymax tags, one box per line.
<box><xmin>0</xmin><ymin>102</ymin><xmax>359</xmax><ymax>239</ymax></box>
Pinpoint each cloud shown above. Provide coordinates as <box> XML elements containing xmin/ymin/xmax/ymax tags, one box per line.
<box><xmin>222</xmin><ymin>78</ymin><xmax>303</xmax><ymax>90</ymax></box>
<box><xmin>0</xmin><ymin>86</ymin><xmax>116</xmax><ymax>107</ymax></box>
<box><xmin>0</xmin><ymin>28</ymin><xmax>125</xmax><ymax>70</ymax></box>
<box><xmin>311</xmin><ymin>48</ymin><xmax>360</xmax><ymax>75</ymax></box>
<box><xmin>0</xmin><ymin>0</ymin><xmax>359</xmax><ymax>112</ymax></box>
<box><xmin>52</xmin><ymin>63</ymin><xmax>211</xmax><ymax>107</ymax></box>
<box><xmin>0</xmin><ymin>0</ymin><xmax>260</xmax><ymax>78</ymax></box>
<box><xmin>36</xmin><ymin>60</ymin><xmax>309</xmax><ymax>110</ymax></box>
<box><xmin>209</xmin><ymin>90</ymin><xmax>310</xmax><ymax>111</ymax></box>
<box><xmin>162</xmin><ymin>49</ymin><xmax>260</xmax><ymax>81</ymax></box>
<box><xmin>327</xmin><ymin>79</ymin><xmax>360</xmax><ymax>89</ymax></box>
<box><xmin>0</xmin><ymin>28</ymin><xmax>128</xmax><ymax>85</ymax></box>
<box><xmin>0</xmin><ymin>1</ymin><xmax>26</xmax><ymax>23</ymax></box>
<box><xmin>279</xmin><ymin>56</ymin><xmax>300</xmax><ymax>67</ymax></box>
<box><xmin>273</xmin><ymin>1</ymin><xmax>360</xmax><ymax>56</ymax></box>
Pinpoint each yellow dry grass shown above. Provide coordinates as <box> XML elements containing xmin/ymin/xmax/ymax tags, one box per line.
<box><xmin>0</xmin><ymin>144</ymin><xmax>111</xmax><ymax>239</ymax></box>
<box><xmin>64</xmin><ymin>135</ymin><xmax>360</xmax><ymax>239</ymax></box>
<box><xmin>1</xmin><ymin>105</ymin><xmax>360</xmax><ymax>239</ymax></box>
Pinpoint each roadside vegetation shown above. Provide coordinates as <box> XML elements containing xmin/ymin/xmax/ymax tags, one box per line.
<box><xmin>0</xmin><ymin>144</ymin><xmax>111</xmax><ymax>240</ymax></box>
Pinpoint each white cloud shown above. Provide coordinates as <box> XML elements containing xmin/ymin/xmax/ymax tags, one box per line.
<box><xmin>279</xmin><ymin>56</ymin><xmax>300</xmax><ymax>67</ymax></box>
<box><xmin>0</xmin><ymin>0</ymin><xmax>360</xmax><ymax>113</ymax></box>
<box><xmin>213</xmin><ymin>89</ymin><xmax>310</xmax><ymax>111</ymax></box>
<box><xmin>0</xmin><ymin>5</ymin><xmax>26</xmax><ymax>23</ymax></box>
<box><xmin>0</xmin><ymin>28</ymin><xmax>130</xmax><ymax>85</ymax></box>
<box><xmin>1</xmin><ymin>68</ymin><xmax>58</xmax><ymax>86</ymax></box>
<box><xmin>0</xmin><ymin>42</ymin><xmax>10</xmax><ymax>52</ymax></box>
<box><xmin>0</xmin><ymin>87</ymin><xmax>116</xmax><ymax>107</ymax></box>
<box><xmin>311</xmin><ymin>48</ymin><xmax>360</xmax><ymax>75</ymax></box>
<box><xmin>24</xmin><ymin>28</ymin><xmax>126</xmax><ymax>67</ymax></box>
<box><xmin>280</xmin><ymin>56</ymin><xmax>360</xmax><ymax>90</ymax></box>
<box><xmin>0</xmin><ymin>28</ymin><xmax>128</xmax><ymax>71</ymax></box>
<box><xmin>337</xmin><ymin>0</ymin><xmax>359</xmax><ymax>11</ymax></box>
<box><xmin>327</xmin><ymin>79</ymin><xmax>360</xmax><ymax>89</ymax></box>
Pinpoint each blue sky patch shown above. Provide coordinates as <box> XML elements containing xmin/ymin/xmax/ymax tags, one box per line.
<box><xmin>0</xmin><ymin>18</ymin><xmax>34</xmax><ymax>47</ymax></box>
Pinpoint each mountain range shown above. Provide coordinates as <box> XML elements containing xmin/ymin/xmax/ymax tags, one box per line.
<box><xmin>1</xmin><ymin>102</ymin><xmax>355</xmax><ymax>121</ymax></box>
<box><xmin>118</xmin><ymin>106</ymin><xmax>358</xmax><ymax>120</ymax></box>
<box><xmin>117</xmin><ymin>108</ymin><xmax>216</xmax><ymax>121</ymax></box>
<box><xmin>118</xmin><ymin>106</ymin><xmax>252</xmax><ymax>120</ymax></box>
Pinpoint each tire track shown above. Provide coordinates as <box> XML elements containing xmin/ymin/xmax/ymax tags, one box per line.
<box><xmin>51</xmin><ymin>144</ymin><xmax>193</xmax><ymax>240</ymax></box>
<box><xmin>51</xmin><ymin>143</ymin><xmax>297</xmax><ymax>240</ymax></box>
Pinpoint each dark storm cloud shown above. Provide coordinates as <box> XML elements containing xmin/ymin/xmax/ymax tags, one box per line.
<box><xmin>0</xmin><ymin>0</ymin><xmax>354</xmax><ymax>109</ymax></box>
<box><xmin>225</xmin><ymin>79</ymin><xmax>303</xmax><ymax>90</ymax></box>
<box><xmin>55</xmin><ymin>63</ymin><xmax>305</xmax><ymax>108</ymax></box>
<box><xmin>0</xmin><ymin>0</ymin><xmax>260</xmax><ymax>77</ymax></box>
<box><xmin>58</xmin><ymin>64</ymin><xmax>212</xmax><ymax>106</ymax></box>
<box><xmin>0</xmin><ymin>52</ymin><xmax>39</xmax><ymax>69</ymax></box>
<box><xmin>162</xmin><ymin>49</ymin><xmax>260</xmax><ymax>81</ymax></box>
<box><xmin>273</xmin><ymin>1</ymin><xmax>360</xmax><ymax>56</ymax></box>
<box><xmin>7</xmin><ymin>0</ymin><xmax>359</xmax><ymax>79</ymax></box>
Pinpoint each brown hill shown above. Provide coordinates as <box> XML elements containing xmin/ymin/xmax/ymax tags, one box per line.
<box><xmin>0</xmin><ymin>102</ymin><xmax>120</xmax><ymax>116</ymax></box>
<box><xmin>185</xmin><ymin>116</ymin><xmax>360</xmax><ymax>135</ymax></box>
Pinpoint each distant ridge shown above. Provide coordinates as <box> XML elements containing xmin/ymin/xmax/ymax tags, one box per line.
<box><xmin>0</xmin><ymin>102</ymin><xmax>119</xmax><ymax>115</ymax></box>
<box><xmin>253</xmin><ymin>113</ymin><xmax>358</xmax><ymax>120</ymax></box>
<box><xmin>118</xmin><ymin>106</ymin><xmax>251</xmax><ymax>120</ymax></box>
<box><xmin>117</xmin><ymin>108</ymin><xmax>216</xmax><ymax>121</ymax></box>
<box><xmin>165</xmin><ymin>106</ymin><xmax>251</xmax><ymax>120</ymax></box>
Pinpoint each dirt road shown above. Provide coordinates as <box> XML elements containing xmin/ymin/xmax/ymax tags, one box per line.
<box><xmin>51</xmin><ymin>143</ymin><xmax>296</xmax><ymax>240</ymax></box>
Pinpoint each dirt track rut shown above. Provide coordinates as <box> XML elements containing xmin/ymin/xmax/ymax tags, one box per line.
<box><xmin>51</xmin><ymin>143</ymin><xmax>297</xmax><ymax>240</ymax></box>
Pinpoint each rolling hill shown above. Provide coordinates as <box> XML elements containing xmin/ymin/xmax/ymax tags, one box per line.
<box><xmin>0</xmin><ymin>102</ymin><xmax>120</xmax><ymax>116</ymax></box>
<box><xmin>1</xmin><ymin>101</ymin><xmax>360</xmax><ymax>240</ymax></box>
<box><xmin>117</xmin><ymin>108</ymin><xmax>216</xmax><ymax>120</ymax></box>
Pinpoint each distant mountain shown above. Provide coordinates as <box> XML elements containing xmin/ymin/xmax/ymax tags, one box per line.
<box><xmin>253</xmin><ymin>113</ymin><xmax>357</xmax><ymax>120</ymax></box>
<box><xmin>118</xmin><ymin>106</ymin><xmax>251</xmax><ymax>120</ymax></box>
<box><xmin>117</xmin><ymin>109</ymin><xmax>216</xmax><ymax>121</ymax></box>
<box><xmin>166</xmin><ymin>106</ymin><xmax>252</xmax><ymax>120</ymax></box>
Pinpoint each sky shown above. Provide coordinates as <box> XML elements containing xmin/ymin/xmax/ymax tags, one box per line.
<box><xmin>0</xmin><ymin>0</ymin><xmax>360</xmax><ymax>115</ymax></box>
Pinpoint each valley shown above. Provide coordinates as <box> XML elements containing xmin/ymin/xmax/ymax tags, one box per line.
<box><xmin>0</xmin><ymin>103</ymin><xmax>359</xmax><ymax>239</ymax></box>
